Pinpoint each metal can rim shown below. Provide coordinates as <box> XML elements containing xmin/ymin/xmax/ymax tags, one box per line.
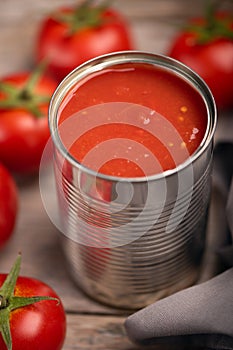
<box><xmin>49</xmin><ymin>50</ymin><xmax>217</xmax><ymax>183</ymax></box>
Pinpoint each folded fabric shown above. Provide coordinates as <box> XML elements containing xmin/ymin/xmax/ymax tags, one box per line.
<box><xmin>196</xmin><ymin>141</ymin><xmax>233</xmax><ymax>287</ymax></box>
<box><xmin>125</xmin><ymin>268</ymin><xmax>233</xmax><ymax>349</ymax></box>
<box><xmin>125</xmin><ymin>118</ymin><xmax>233</xmax><ymax>349</ymax></box>
<box><xmin>213</xmin><ymin>142</ymin><xmax>233</xmax><ymax>269</ymax></box>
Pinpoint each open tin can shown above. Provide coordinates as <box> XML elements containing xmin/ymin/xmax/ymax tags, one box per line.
<box><xmin>49</xmin><ymin>51</ymin><xmax>217</xmax><ymax>309</ymax></box>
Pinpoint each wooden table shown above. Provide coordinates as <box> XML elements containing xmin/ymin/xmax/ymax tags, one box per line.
<box><xmin>0</xmin><ymin>1</ymin><xmax>232</xmax><ymax>349</ymax></box>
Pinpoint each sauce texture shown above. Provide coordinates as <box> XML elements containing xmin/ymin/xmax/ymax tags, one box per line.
<box><xmin>58</xmin><ymin>64</ymin><xmax>207</xmax><ymax>177</ymax></box>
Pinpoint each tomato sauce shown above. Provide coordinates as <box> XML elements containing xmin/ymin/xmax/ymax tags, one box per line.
<box><xmin>58</xmin><ymin>63</ymin><xmax>207</xmax><ymax>177</ymax></box>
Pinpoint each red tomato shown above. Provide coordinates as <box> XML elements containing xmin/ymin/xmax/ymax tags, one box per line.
<box><xmin>0</xmin><ymin>275</ymin><xmax>66</xmax><ymax>350</ymax></box>
<box><xmin>0</xmin><ymin>71</ymin><xmax>58</xmax><ymax>173</ymax></box>
<box><xmin>35</xmin><ymin>2</ymin><xmax>134</xmax><ymax>81</ymax></box>
<box><xmin>167</xmin><ymin>13</ymin><xmax>233</xmax><ymax>110</ymax></box>
<box><xmin>0</xmin><ymin>163</ymin><xmax>18</xmax><ymax>249</ymax></box>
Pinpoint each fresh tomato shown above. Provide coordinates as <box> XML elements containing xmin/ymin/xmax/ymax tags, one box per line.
<box><xmin>167</xmin><ymin>10</ymin><xmax>233</xmax><ymax>110</ymax></box>
<box><xmin>0</xmin><ymin>64</ymin><xmax>58</xmax><ymax>174</ymax></box>
<box><xmin>35</xmin><ymin>1</ymin><xmax>134</xmax><ymax>81</ymax></box>
<box><xmin>0</xmin><ymin>163</ymin><xmax>18</xmax><ymax>249</ymax></box>
<box><xmin>0</xmin><ymin>255</ymin><xmax>66</xmax><ymax>350</ymax></box>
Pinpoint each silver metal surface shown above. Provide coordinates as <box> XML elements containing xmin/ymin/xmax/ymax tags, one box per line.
<box><xmin>49</xmin><ymin>52</ymin><xmax>217</xmax><ymax>309</ymax></box>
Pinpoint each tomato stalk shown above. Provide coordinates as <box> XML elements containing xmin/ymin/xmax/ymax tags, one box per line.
<box><xmin>0</xmin><ymin>61</ymin><xmax>51</xmax><ymax>118</ymax></box>
<box><xmin>54</xmin><ymin>0</ymin><xmax>110</xmax><ymax>35</ymax></box>
<box><xmin>0</xmin><ymin>255</ymin><xmax>58</xmax><ymax>350</ymax></box>
<box><xmin>187</xmin><ymin>0</ymin><xmax>233</xmax><ymax>43</ymax></box>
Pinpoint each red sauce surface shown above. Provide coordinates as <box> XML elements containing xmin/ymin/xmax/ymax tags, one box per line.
<box><xmin>58</xmin><ymin>63</ymin><xmax>207</xmax><ymax>177</ymax></box>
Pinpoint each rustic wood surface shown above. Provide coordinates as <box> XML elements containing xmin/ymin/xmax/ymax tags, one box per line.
<box><xmin>0</xmin><ymin>1</ymin><xmax>232</xmax><ymax>349</ymax></box>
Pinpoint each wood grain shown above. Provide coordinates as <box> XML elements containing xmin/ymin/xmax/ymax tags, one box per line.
<box><xmin>64</xmin><ymin>314</ymin><xmax>135</xmax><ymax>350</ymax></box>
<box><xmin>0</xmin><ymin>1</ymin><xmax>229</xmax><ymax>348</ymax></box>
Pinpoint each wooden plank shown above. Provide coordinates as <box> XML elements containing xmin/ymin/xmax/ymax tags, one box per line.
<box><xmin>64</xmin><ymin>313</ymin><xmax>209</xmax><ymax>350</ymax></box>
<box><xmin>64</xmin><ymin>314</ymin><xmax>135</xmax><ymax>350</ymax></box>
<box><xmin>0</xmin><ymin>0</ymin><xmax>204</xmax><ymax>22</ymax></box>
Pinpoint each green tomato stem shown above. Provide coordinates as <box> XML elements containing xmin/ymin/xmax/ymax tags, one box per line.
<box><xmin>0</xmin><ymin>255</ymin><xmax>59</xmax><ymax>350</ymax></box>
<box><xmin>24</xmin><ymin>59</ymin><xmax>48</xmax><ymax>93</ymax></box>
<box><xmin>0</xmin><ymin>60</ymin><xmax>51</xmax><ymax>118</ymax></box>
<box><xmin>55</xmin><ymin>0</ymin><xmax>110</xmax><ymax>35</ymax></box>
<box><xmin>0</xmin><ymin>255</ymin><xmax>21</xmax><ymax>299</ymax></box>
<box><xmin>0</xmin><ymin>295</ymin><xmax>8</xmax><ymax>309</ymax></box>
<box><xmin>0</xmin><ymin>309</ymin><xmax>11</xmax><ymax>350</ymax></box>
<box><xmin>186</xmin><ymin>0</ymin><xmax>233</xmax><ymax>44</ymax></box>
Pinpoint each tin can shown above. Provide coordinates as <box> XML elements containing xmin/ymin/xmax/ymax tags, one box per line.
<box><xmin>49</xmin><ymin>52</ymin><xmax>217</xmax><ymax>309</ymax></box>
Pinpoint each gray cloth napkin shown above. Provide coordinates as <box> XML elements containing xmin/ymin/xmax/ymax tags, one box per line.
<box><xmin>125</xmin><ymin>117</ymin><xmax>233</xmax><ymax>349</ymax></box>
<box><xmin>125</xmin><ymin>268</ymin><xmax>233</xmax><ymax>349</ymax></box>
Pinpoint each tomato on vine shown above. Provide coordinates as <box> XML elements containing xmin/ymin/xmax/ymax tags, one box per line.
<box><xmin>35</xmin><ymin>0</ymin><xmax>134</xmax><ymax>81</ymax></box>
<box><xmin>167</xmin><ymin>0</ymin><xmax>233</xmax><ymax>110</ymax></box>
<box><xmin>0</xmin><ymin>62</ymin><xmax>58</xmax><ymax>174</ymax></box>
<box><xmin>0</xmin><ymin>255</ymin><xmax>66</xmax><ymax>350</ymax></box>
<box><xmin>0</xmin><ymin>163</ymin><xmax>18</xmax><ymax>249</ymax></box>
